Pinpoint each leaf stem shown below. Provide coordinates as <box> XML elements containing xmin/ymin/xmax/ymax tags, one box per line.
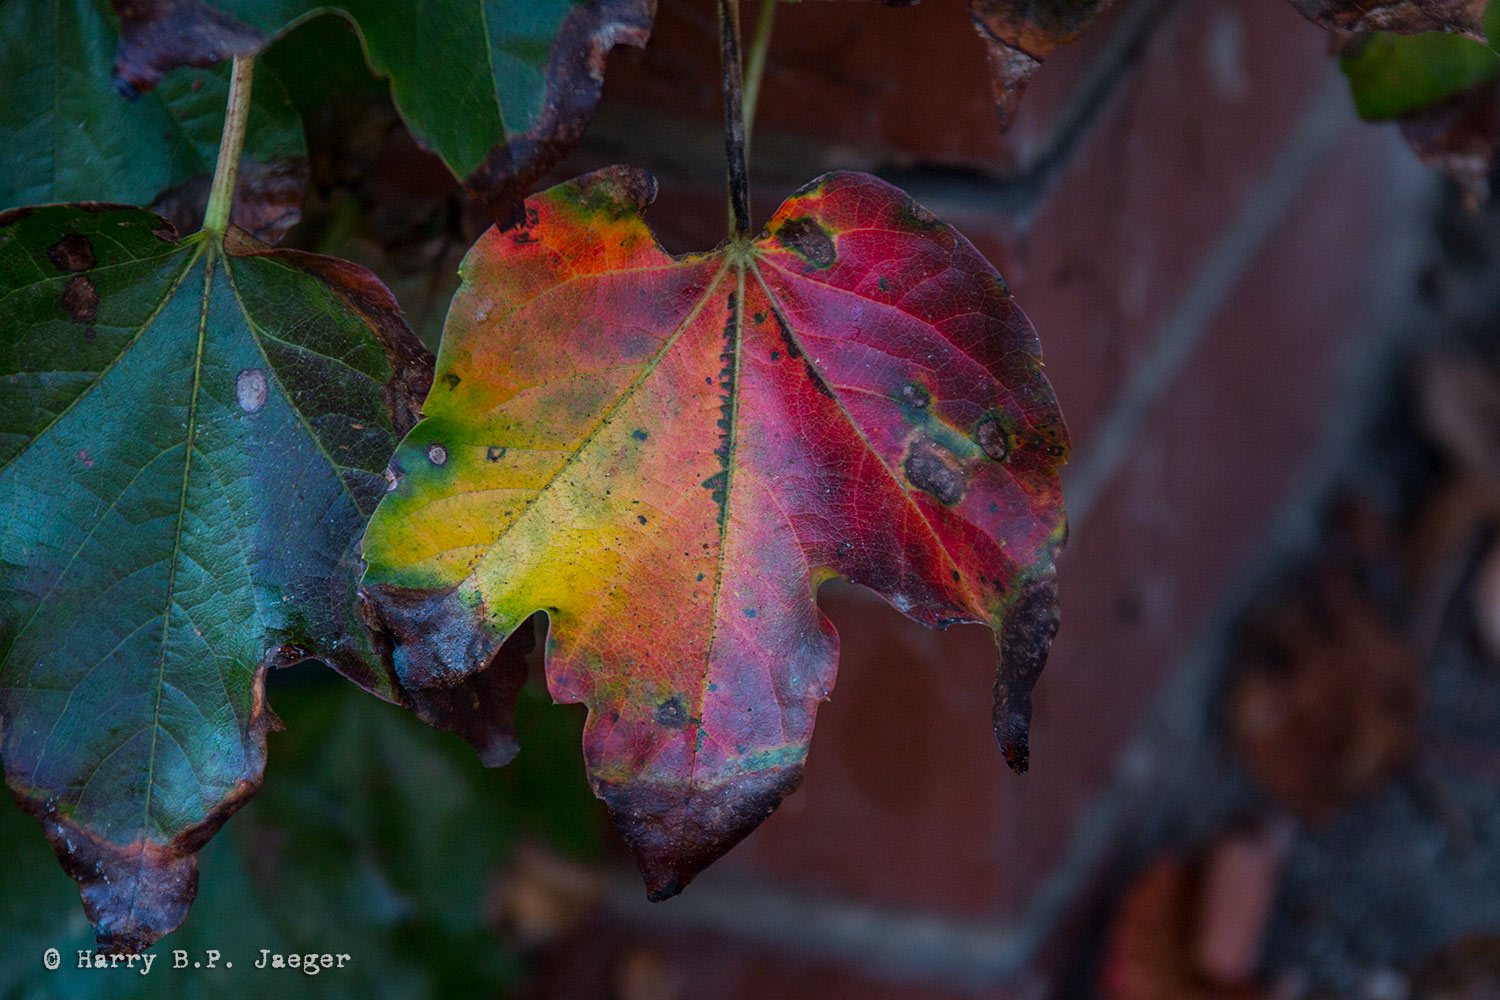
<box><xmin>743</xmin><ymin>0</ymin><xmax>776</xmax><ymax>154</ymax></box>
<box><xmin>719</xmin><ymin>0</ymin><xmax>751</xmax><ymax>239</ymax></box>
<box><xmin>203</xmin><ymin>55</ymin><xmax>255</xmax><ymax>238</ymax></box>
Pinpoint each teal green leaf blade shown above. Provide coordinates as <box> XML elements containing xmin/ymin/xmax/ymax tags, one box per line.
<box><xmin>108</xmin><ymin>1</ymin><xmax>656</xmax><ymax>218</ymax></box>
<box><xmin>1339</xmin><ymin>0</ymin><xmax>1500</xmax><ymax>120</ymax></box>
<box><xmin>0</xmin><ymin>674</ymin><xmax>605</xmax><ymax>999</ymax></box>
<box><xmin>0</xmin><ymin>204</ymin><xmax>436</xmax><ymax>952</ymax></box>
<box><xmin>0</xmin><ymin>0</ymin><xmax>306</xmax><ymax>229</ymax></box>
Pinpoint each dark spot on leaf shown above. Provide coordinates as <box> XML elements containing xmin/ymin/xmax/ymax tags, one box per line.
<box><xmin>443</xmin><ymin>372</ymin><xmax>461</xmax><ymax>389</ymax></box>
<box><xmin>632</xmin><ymin>428</ymin><xmax>648</xmax><ymax>441</ymax></box>
<box><xmin>903</xmin><ymin>199</ymin><xmax>941</xmax><ymax>230</ymax></box>
<box><xmin>770</xmin><ymin>350</ymin><xmax>780</xmax><ymax>361</ymax></box>
<box><xmin>878</xmin><ymin>276</ymin><xmax>889</xmax><ymax>291</ymax></box>
<box><xmin>776</xmin><ymin>217</ymin><xmax>836</xmax><ymax>268</ymax></box>
<box><xmin>976</xmin><ymin>414</ymin><xmax>1010</xmax><ymax>461</ymax></box>
<box><xmin>235</xmin><ymin>369</ymin><xmax>268</xmax><ymax>413</ymax></box>
<box><xmin>655</xmin><ymin>697</ymin><xmax>687</xmax><ymax>727</ymax></box>
<box><xmin>487</xmin><ymin>446</ymin><xmax>507</xmax><ymax>461</ymax></box>
<box><xmin>901</xmin><ymin>383</ymin><xmax>930</xmax><ymax>409</ymax></box>
<box><xmin>903</xmin><ymin>436</ymin><xmax>967</xmax><ymax>505</ymax></box>
<box><xmin>696</xmin><ymin>573</ymin><xmax>705</xmax><ymax>581</ymax></box>
<box><xmin>427</xmin><ymin>443</ymin><xmax>448</xmax><ymax>466</ymax></box>
<box><xmin>753</xmin><ymin>311</ymin><xmax>766</xmax><ymax>323</ymax></box>
<box><xmin>46</xmin><ymin>234</ymin><xmax>95</xmax><ymax>272</ymax></box>
<box><xmin>637</xmin><ymin>514</ymin><xmax>648</xmax><ymax>525</ymax></box>
<box><xmin>952</xmin><ymin>571</ymin><xmax>961</xmax><ymax>582</ymax></box>
<box><xmin>61</xmin><ymin>275</ymin><xmax>98</xmax><ymax>323</ymax></box>
<box><xmin>84</xmin><ymin>327</ymin><xmax>97</xmax><ymax>341</ymax></box>
<box><xmin>744</xmin><ymin>608</ymin><xmax>756</xmax><ymax>618</ymax></box>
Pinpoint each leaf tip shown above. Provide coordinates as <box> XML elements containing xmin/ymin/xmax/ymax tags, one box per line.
<box><xmin>993</xmin><ymin>572</ymin><xmax>1062</xmax><ymax>775</ymax></box>
<box><xmin>14</xmin><ymin>801</ymin><xmax>201</xmax><ymax>954</ymax></box>
<box><xmin>600</xmin><ymin>764</ymin><xmax>805</xmax><ymax>900</ymax></box>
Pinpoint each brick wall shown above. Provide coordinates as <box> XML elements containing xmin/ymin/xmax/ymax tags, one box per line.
<box><xmin>526</xmin><ymin>0</ymin><xmax>1438</xmax><ymax>994</ymax></box>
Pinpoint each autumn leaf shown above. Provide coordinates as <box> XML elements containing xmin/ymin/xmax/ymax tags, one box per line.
<box><xmin>106</xmin><ymin>0</ymin><xmax>655</xmax><ymax>219</ymax></box>
<box><xmin>969</xmin><ymin>0</ymin><xmax>1115</xmax><ymax>128</ymax></box>
<box><xmin>0</xmin><ymin>203</ymin><xmax>451</xmax><ymax>950</ymax></box>
<box><xmin>0</xmin><ymin>0</ymin><xmax>306</xmax><ymax>233</ymax></box>
<box><xmin>1290</xmin><ymin>0</ymin><xmax>1488</xmax><ymax>40</ymax></box>
<box><xmin>359</xmin><ymin>167</ymin><xmax>1069</xmax><ymax>899</ymax></box>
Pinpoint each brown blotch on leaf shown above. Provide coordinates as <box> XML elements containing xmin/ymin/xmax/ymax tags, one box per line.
<box><xmin>903</xmin><ymin>436</ymin><xmax>967</xmax><ymax>505</ymax></box>
<box><xmin>976</xmin><ymin>413</ymin><xmax>1010</xmax><ymax>461</ymax></box>
<box><xmin>61</xmin><ymin>275</ymin><xmax>99</xmax><ymax>323</ymax></box>
<box><xmin>598</xmin><ymin>765</ymin><xmax>804</xmax><ymax>901</ymax></box>
<box><xmin>654</xmin><ymin>697</ymin><xmax>687</xmax><ymax>728</ymax></box>
<box><xmin>775</xmin><ymin>217</ymin><xmax>837</xmax><ymax>268</ymax></box>
<box><xmin>46</xmin><ymin>234</ymin><xmax>96</xmax><ymax>272</ymax></box>
<box><xmin>994</xmin><ymin>571</ymin><xmax>1061</xmax><ymax>774</ymax></box>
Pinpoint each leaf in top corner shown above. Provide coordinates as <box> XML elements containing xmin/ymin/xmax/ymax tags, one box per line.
<box><xmin>1330</xmin><ymin>1</ymin><xmax>1500</xmax><ymax>207</ymax></box>
<box><xmin>1291</xmin><ymin>0</ymin><xmax>1489</xmax><ymax>40</ymax></box>
<box><xmin>0</xmin><ymin>0</ymin><xmax>306</xmax><ymax>237</ymax></box>
<box><xmin>106</xmin><ymin>0</ymin><xmax>657</xmax><ymax>219</ymax></box>
<box><xmin>359</xmin><ymin>167</ymin><xmax>1070</xmax><ymax>900</ymax></box>
<box><xmin>1337</xmin><ymin>1</ymin><xmax>1500</xmax><ymax>120</ymax></box>
<box><xmin>969</xmin><ymin>0</ymin><xmax>1116</xmax><ymax>129</ymax></box>
<box><xmin>0</xmin><ymin>205</ymin><xmax>440</xmax><ymax>951</ymax></box>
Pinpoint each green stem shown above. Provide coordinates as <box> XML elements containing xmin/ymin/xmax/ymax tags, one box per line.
<box><xmin>743</xmin><ymin>0</ymin><xmax>776</xmax><ymax>154</ymax></box>
<box><xmin>203</xmin><ymin>55</ymin><xmax>255</xmax><ymax>238</ymax></box>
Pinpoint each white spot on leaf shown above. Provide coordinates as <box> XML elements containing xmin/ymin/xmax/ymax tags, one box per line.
<box><xmin>236</xmin><ymin>368</ymin><xmax>268</xmax><ymax>413</ymax></box>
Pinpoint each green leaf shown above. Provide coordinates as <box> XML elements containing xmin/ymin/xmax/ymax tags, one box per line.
<box><xmin>108</xmin><ymin>1</ymin><xmax>655</xmax><ymax>216</ymax></box>
<box><xmin>0</xmin><ymin>0</ymin><xmax>305</xmax><ymax>215</ymax></box>
<box><xmin>1340</xmin><ymin>1</ymin><xmax>1500</xmax><ymax>121</ymax></box>
<box><xmin>0</xmin><ymin>204</ymin><xmax>432</xmax><ymax>951</ymax></box>
<box><xmin>0</xmin><ymin>673</ymin><xmax>604</xmax><ymax>998</ymax></box>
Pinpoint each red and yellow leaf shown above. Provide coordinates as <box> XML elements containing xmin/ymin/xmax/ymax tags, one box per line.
<box><xmin>359</xmin><ymin>167</ymin><xmax>1069</xmax><ymax>898</ymax></box>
